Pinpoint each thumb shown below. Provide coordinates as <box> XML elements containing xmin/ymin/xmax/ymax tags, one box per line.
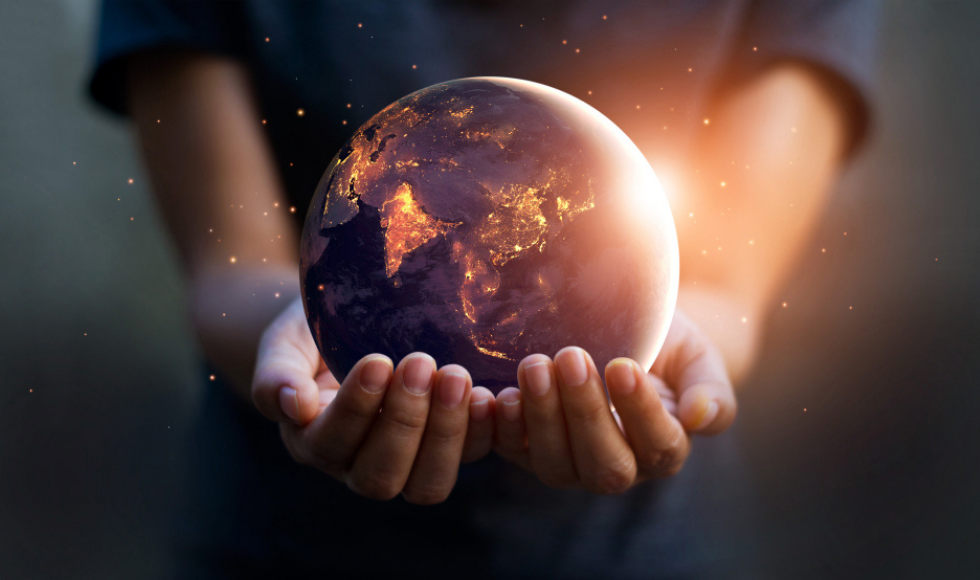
<box><xmin>252</xmin><ymin>298</ymin><xmax>325</xmax><ymax>425</ymax></box>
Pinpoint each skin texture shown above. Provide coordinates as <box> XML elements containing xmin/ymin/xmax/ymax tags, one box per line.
<box><xmin>127</xmin><ymin>51</ymin><xmax>844</xmax><ymax>500</ymax></box>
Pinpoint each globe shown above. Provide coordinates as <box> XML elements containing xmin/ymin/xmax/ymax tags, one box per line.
<box><xmin>300</xmin><ymin>77</ymin><xmax>678</xmax><ymax>392</ymax></box>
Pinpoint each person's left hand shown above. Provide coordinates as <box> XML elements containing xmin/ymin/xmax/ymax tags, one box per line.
<box><xmin>492</xmin><ymin>309</ymin><xmax>736</xmax><ymax>493</ymax></box>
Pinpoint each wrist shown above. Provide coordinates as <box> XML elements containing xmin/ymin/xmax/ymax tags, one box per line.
<box><xmin>188</xmin><ymin>263</ymin><xmax>300</xmax><ymax>398</ymax></box>
<box><xmin>675</xmin><ymin>284</ymin><xmax>762</xmax><ymax>386</ymax></box>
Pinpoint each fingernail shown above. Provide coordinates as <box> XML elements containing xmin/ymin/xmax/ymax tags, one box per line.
<box><xmin>439</xmin><ymin>371</ymin><xmax>467</xmax><ymax>408</ymax></box>
<box><xmin>470</xmin><ymin>398</ymin><xmax>490</xmax><ymax>422</ymax></box>
<box><xmin>359</xmin><ymin>357</ymin><xmax>391</xmax><ymax>394</ymax></box>
<box><xmin>279</xmin><ymin>386</ymin><xmax>299</xmax><ymax>423</ymax></box>
<box><xmin>500</xmin><ymin>399</ymin><xmax>521</xmax><ymax>422</ymax></box>
<box><xmin>403</xmin><ymin>354</ymin><xmax>433</xmax><ymax>395</ymax></box>
<box><xmin>556</xmin><ymin>348</ymin><xmax>588</xmax><ymax>387</ymax></box>
<box><xmin>607</xmin><ymin>359</ymin><xmax>637</xmax><ymax>394</ymax></box>
<box><xmin>524</xmin><ymin>362</ymin><xmax>552</xmax><ymax>397</ymax></box>
<box><xmin>694</xmin><ymin>399</ymin><xmax>720</xmax><ymax>431</ymax></box>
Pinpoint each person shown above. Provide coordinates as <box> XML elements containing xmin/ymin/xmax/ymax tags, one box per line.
<box><xmin>89</xmin><ymin>0</ymin><xmax>877</xmax><ymax>576</ymax></box>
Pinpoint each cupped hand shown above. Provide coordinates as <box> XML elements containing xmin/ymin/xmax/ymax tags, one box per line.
<box><xmin>493</xmin><ymin>309</ymin><xmax>736</xmax><ymax>494</ymax></box>
<box><xmin>251</xmin><ymin>298</ymin><xmax>497</xmax><ymax>504</ymax></box>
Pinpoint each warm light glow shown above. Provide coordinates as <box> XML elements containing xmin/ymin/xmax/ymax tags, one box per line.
<box><xmin>297</xmin><ymin>109</ymin><xmax>305</xmax><ymax>117</ymax></box>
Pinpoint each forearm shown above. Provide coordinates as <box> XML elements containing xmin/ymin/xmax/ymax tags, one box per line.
<box><xmin>670</xmin><ymin>63</ymin><xmax>848</xmax><ymax>384</ymax></box>
<box><xmin>127</xmin><ymin>51</ymin><xmax>298</xmax><ymax>397</ymax></box>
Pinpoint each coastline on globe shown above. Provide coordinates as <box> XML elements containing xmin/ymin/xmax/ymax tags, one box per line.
<box><xmin>300</xmin><ymin>77</ymin><xmax>679</xmax><ymax>392</ymax></box>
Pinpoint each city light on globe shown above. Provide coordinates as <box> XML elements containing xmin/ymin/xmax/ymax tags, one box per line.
<box><xmin>300</xmin><ymin>78</ymin><xmax>678</xmax><ymax>392</ymax></box>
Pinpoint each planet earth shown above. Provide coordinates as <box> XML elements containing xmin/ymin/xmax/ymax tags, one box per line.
<box><xmin>300</xmin><ymin>77</ymin><xmax>678</xmax><ymax>392</ymax></box>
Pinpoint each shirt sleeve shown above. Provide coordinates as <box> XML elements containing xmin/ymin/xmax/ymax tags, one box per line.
<box><xmin>728</xmin><ymin>0</ymin><xmax>881</xmax><ymax>155</ymax></box>
<box><xmin>88</xmin><ymin>0</ymin><xmax>249</xmax><ymax>116</ymax></box>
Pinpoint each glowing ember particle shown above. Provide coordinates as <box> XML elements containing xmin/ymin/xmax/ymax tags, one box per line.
<box><xmin>297</xmin><ymin>109</ymin><xmax>305</xmax><ymax>116</ymax></box>
<box><xmin>209</xmin><ymin>374</ymin><xmax>216</xmax><ymax>381</ymax></box>
<box><xmin>229</xmin><ymin>256</ymin><xmax>237</xmax><ymax>263</ymax></box>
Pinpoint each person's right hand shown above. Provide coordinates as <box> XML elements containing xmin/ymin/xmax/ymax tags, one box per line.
<box><xmin>251</xmin><ymin>297</ymin><xmax>497</xmax><ymax>504</ymax></box>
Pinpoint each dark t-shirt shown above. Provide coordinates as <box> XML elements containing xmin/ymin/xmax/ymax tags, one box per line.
<box><xmin>91</xmin><ymin>0</ymin><xmax>876</xmax><ymax>219</ymax></box>
<box><xmin>89</xmin><ymin>1</ymin><xmax>877</xmax><ymax>577</ymax></box>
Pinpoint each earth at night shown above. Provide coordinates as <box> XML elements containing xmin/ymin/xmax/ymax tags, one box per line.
<box><xmin>300</xmin><ymin>78</ymin><xmax>678</xmax><ymax>392</ymax></box>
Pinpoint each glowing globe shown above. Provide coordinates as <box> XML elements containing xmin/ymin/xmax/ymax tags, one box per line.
<box><xmin>300</xmin><ymin>78</ymin><xmax>678</xmax><ymax>391</ymax></box>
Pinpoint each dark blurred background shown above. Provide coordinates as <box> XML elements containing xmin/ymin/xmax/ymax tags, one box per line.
<box><xmin>1</xmin><ymin>1</ymin><xmax>978</xmax><ymax>578</ymax></box>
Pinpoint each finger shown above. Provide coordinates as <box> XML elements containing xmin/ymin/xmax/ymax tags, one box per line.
<box><xmin>493</xmin><ymin>387</ymin><xmax>530</xmax><ymax>470</ymax></box>
<box><xmin>252</xmin><ymin>302</ymin><xmax>325</xmax><ymax>425</ymax></box>
<box><xmin>518</xmin><ymin>355</ymin><xmax>578</xmax><ymax>488</ymax></box>
<box><xmin>347</xmin><ymin>353</ymin><xmax>436</xmax><ymax>500</ymax></box>
<box><xmin>461</xmin><ymin>387</ymin><xmax>495</xmax><ymax>463</ymax></box>
<box><xmin>606</xmin><ymin>358</ymin><xmax>690</xmax><ymax>479</ymax></box>
<box><xmin>402</xmin><ymin>365</ymin><xmax>472</xmax><ymax>505</ymax></box>
<box><xmin>657</xmin><ymin>318</ymin><xmax>737</xmax><ymax>435</ymax></box>
<box><xmin>554</xmin><ymin>347</ymin><xmax>636</xmax><ymax>494</ymax></box>
<box><xmin>280</xmin><ymin>354</ymin><xmax>393</xmax><ymax>475</ymax></box>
